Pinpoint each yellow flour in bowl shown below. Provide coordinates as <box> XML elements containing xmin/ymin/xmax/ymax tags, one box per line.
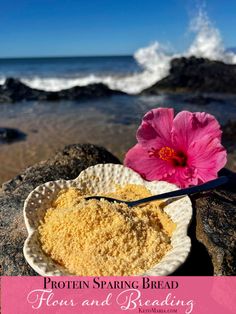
<box><xmin>38</xmin><ymin>184</ymin><xmax>176</xmax><ymax>276</ymax></box>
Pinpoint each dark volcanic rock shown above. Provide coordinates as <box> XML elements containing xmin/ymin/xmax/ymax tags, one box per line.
<box><xmin>57</xmin><ymin>83</ymin><xmax>123</xmax><ymax>100</ymax></box>
<box><xmin>174</xmin><ymin>169</ymin><xmax>236</xmax><ymax>276</ymax></box>
<box><xmin>193</xmin><ymin>169</ymin><xmax>236</xmax><ymax>275</ymax></box>
<box><xmin>222</xmin><ymin>120</ymin><xmax>236</xmax><ymax>172</ymax></box>
<box><xmin>142</xmin><ymin>56</ymin><xmax>236</xmax><ymax>94</ymax></box>
<box><xmin>183</xmin><ymin>94</ymin><xmax>225</xmax><ymax>106</ymax></box>
<box><xmin>1</xmin><ymin>78</ymin><xmax>43</xmax><ymax>102</ymax></box>
<box><xmin>0</xmin><ymin>143</ymin><xmax>120</xmax><ymax>275</ymax></box>
<box><xmin>0</xmin><ymin>78</ymin><xmax>125</xmax><ymax>103</ymax></box>
<box><xmin>0</xmin><ymin>94</ymin><xmax>12</xmax><ymax>103</ymax></box>
<box><xmin>0</xmin><ymin>127</ymin><xmax>26</xmax><ymax>144</ymax></box>
<box><xmin>222</xmin><ymin>120</ymin><xmax>236</xmax><ymax>152</ymax></box>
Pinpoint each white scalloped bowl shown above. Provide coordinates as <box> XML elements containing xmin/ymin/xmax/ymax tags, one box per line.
<box><xmin>23</xmin><ymin>163</ymin><xmax>192</xmax><ymax>276</ymax></box>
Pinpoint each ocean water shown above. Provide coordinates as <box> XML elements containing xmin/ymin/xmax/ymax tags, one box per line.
<box><xmin>0</xmin><ymin>9</ymin><xmax>236</xmax><ymax>183</ymax></box>
<box><xmin>0</xmin><ymin>55</ymin><xmax>141</xmax><ymax>92</ymax></box>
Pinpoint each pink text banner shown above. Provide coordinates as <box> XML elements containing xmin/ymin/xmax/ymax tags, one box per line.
<box><xmin>1</xmin><ymin>276</ymin><xmax>236</xmax><ymax>314</ymax></box>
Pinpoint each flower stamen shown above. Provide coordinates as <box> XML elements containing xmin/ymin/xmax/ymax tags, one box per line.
<box><xmin>158</xmin><ymin>146</ymin><xmax>176</xmax><ymax>161</ymax></box>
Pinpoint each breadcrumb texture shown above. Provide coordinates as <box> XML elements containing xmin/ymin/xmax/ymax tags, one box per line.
<box><xmin>39</xmin><ymin>184</ymin><xmax>176</xmax><ymax>276</ymax></box>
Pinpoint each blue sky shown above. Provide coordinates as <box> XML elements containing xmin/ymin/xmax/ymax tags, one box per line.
<box><xmin>0</xmin><ymin>0</ymin><xmax>235</xmax><ymax>57</ymax></box>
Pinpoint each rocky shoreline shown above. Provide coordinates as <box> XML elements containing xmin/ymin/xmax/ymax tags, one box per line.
<box><xmin>1</xmin><ymin>57</ymin><xmax>236</xmax><ymax>103</ymax></box>
<box><xmin>0</xmin><ymin>78</ymin><xmax>125</xmax><ymax>103</ymax></box>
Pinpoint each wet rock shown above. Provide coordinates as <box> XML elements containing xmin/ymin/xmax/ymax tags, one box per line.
<box><xmin>0</xmin><ymin>78</ymin><xmax>125</xmax><ymax>103</ymax></box>
<box><xmin>0</xmin><ymin>144</ymin><xmax>120</xmax><ymax>275</ymax></box>
<box><xmin>57</xmin><ymin>83</ymin><xmax>124</xmax><ymax>100</ymax></box>
<box><xmin>0</xmin><ymin>94</ymin><xmax>13</xmax><ymax>103</ymax></box>
<box><xmin>0</xmin><ymin>127</ymin><xmax>26</xmax><ymax>144</ymax></box>
<box><xmin>142</xmin><ymin>56</ymin><xmax>236</xmax><ymax>94</ymax></box>
<box><xmin>0</xmin><ymin>78</ymin><xmax>42</xmax><ymax>102</ymax></box>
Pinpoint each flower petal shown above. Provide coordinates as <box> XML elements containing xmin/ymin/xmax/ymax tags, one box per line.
<box><xmin>163</xmin><ymin>166</ymin><xmax>198</xmax><ymax>188</ymax></box>
<box><xmin>137</xmin><ymin>108</ymin><xmax>174</xmax><ymax>150</ymax></box>
<box><xmin>124</xmin><ymin>143</ymin><xmax>175</xmax><ymax>181</ymax></box>
<box><xmin>172</xmin><ymin>111</ymin><xmax>222</xmax><ymax>151</ymax></box>
<box><xmin>188</xmin><ymin>137</ymin><xmax>227</xmax><ymax>183</ymax></box>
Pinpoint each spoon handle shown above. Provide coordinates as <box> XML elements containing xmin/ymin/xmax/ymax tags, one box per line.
<box><xmin>128</xmin><ymin>176</ymin><xmax>229</xmax><ymax>207</ymax></box>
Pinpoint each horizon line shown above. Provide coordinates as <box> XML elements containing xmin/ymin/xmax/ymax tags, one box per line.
<box><xmin>0</xmin><ymin>54</ymin><xmax>133</xmax><ymax>60</ymax></box>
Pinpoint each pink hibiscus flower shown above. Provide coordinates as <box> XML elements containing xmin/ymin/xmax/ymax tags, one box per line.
<box><xmin>124</xmin><ymin>108</ymin><xmax>227</xmax><ymax>188</ymax></box>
